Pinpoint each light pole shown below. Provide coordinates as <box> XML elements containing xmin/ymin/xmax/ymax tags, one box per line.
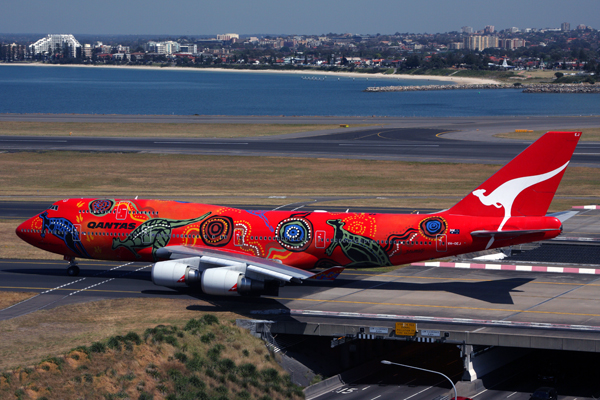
<box><xmin>381</xmin><ymin>360</ymin><xmax>457</xmax><ymax>400</ymax></box>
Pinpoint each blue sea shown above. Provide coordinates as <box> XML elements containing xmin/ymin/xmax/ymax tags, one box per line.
<box><xmin>0</xmin><ymin>65</ymin><xmax>599</xmax><ymax>117</ymax></box>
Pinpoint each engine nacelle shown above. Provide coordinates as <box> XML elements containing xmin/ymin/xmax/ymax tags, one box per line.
<box><xmin>152</xmin><ymin>257</ymin><xmax>201</xmax><ymax>288</ymax></box>
<box><xmin>201</xmin><ymin>268</ymin><xmax>279</xmax><ymax>297</ymax></box>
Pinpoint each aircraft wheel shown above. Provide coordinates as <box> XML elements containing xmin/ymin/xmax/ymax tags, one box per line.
<box><xmin>67</xmin><ymin>265</ymin><xmax>80</xmax><ymax>277</ymax></box>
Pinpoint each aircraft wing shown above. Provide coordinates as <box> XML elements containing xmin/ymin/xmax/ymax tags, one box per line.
<box><xmin>155</xmin><ymin>245</ymin><xmax>343</xmax><ymax>283</ymax></box>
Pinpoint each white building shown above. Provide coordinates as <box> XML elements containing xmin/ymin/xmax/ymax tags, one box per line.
<box><xmin>29</xmin><ymin>34</ymin><xmax>81</xmax><ymax>57</ymax></box>
<box><xmin>217</xmin><ymin>33</ymin><xmax>239</xmax><ymax>41</ymax></box>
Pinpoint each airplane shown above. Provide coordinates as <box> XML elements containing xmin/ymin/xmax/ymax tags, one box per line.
<box><xmin>16</xmin><ymin>131</ymin><xmax>581</xmax><ymax>297</ymax></box>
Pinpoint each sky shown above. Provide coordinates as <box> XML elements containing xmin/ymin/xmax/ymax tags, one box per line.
<box><xmin>3</xmin><ymin>0</ymin><xmax>599</xmax><ymax>36</ymax></box>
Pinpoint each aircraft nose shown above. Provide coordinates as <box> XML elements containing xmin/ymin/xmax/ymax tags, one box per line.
<box><xmin>16</xmin><ymin>217</ymin><xmax>37</xmax><ymax>244</ymax></box>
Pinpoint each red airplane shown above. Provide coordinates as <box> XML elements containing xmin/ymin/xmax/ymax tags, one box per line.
<box><xmin>16</xmin><ymin>131</ymin><xmax>581</xmax><ymax>297</ymax></box>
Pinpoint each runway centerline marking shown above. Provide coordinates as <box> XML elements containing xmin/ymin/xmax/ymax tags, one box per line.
<box><xmin>339</xmin><ymin>144</ymin><xmax>439</xmax><ymax>147</ymax></box>
<box><xmin>153</xmin><ymin>141</ymin><xmax>248</xmax><ymax>145</ymax></box>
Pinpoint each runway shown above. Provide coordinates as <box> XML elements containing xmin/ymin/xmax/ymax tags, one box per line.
<box><xmin>2</xmin><ymin>114</ymin><xmax>600</xmax><ymax>165</ymax></box>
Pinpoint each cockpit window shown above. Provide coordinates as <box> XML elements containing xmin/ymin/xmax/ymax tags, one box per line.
<box><xmin>48</xmin><ymin>205</ymin><xmax>59</xmax><ymax>211</ymax></box>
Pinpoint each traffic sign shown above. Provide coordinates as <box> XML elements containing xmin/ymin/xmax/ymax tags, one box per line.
<box><xmin>395</xmin><ymin>322</ymin><xmax>416</xmax><ymax>336</ymax></box>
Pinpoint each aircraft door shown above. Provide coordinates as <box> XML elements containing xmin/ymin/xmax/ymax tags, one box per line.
<box><xmin>436</xmin><ymin>235</ymin><xmax>447</xmax><ymax>252</ymax></box>
<box><xmin>116</xmin><ymin>203</ymin><xmax>128</xmax><ymax>220</ymax></box>
<box><xmin>234</xmin><ymin>228</ymin><xmax>244</xmax><ymax>246</ymax></box>
<box><xmin>315</xmin><ymin>230</ymin><xmax>327</xmax><ymax>249</ymax></box>
<box><xmin>73</xmin><ymin>224</ymin><xmax>82</xmax><ymax>241</ymax></box>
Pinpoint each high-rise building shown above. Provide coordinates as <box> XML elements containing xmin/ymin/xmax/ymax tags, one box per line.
<box><xmin>464</xmin><ymin>35</ymin><xmax>498</xmax><ymax>51</ymax></box>
<box><xmin>461</xmin><ymin>26</ymin><xmax>474</xmax><ymax>34</ymax></box>
<box><xmin>561</xmin><ymin>22</ymin><xmax>570</xmax><ymax>31</ymax></box>
<box><xmin>29</xmin><ymin>34</ymin><xmax>81</xmax><ymax>57</ymax></box>
<box><xmin>577</xmin><ymin>24</ymin><xmax>587</xmax><ymax>30</ymax></box>
<box><xmin>484</xmin><ymin>25</ymin><xmax>495</xmax><ymax>34</ymax></box>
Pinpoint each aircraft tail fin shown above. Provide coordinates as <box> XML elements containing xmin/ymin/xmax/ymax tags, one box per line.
<box><xmin>447</xmin><ymin>132</ymin><xmax>581</xmax><ymax>224</ymax></box>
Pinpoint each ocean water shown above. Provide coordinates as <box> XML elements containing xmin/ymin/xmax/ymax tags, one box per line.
<box><xmin>0</xmin><ymin>65</ymin><xmax>599</xmax><ymax>117</ymax></box>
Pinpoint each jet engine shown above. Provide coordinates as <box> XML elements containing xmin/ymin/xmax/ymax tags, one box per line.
<box><xmin>151</xmin><ymin>258</ymin><xmax>279</xmax><ymax>296</ymax></box>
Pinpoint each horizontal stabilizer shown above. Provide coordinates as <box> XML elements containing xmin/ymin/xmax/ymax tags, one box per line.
<box><xmin>547</xmin><ymin>210</ymin><xmax>578</xmax><ymax>223</ymax></box>
<box><xmin>471</xmin><ymin>229</ymin><xmax>556</xmax><ymax>238</ymax></box>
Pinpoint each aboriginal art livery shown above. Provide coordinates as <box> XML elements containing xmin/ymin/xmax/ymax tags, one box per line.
<box><xmin>16</xmin><ymin>132</ymin><xmax>582</xmax><ymax>297</ymax></box>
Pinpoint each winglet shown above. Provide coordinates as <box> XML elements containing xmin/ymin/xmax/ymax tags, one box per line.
<box><xmin>309</xmin><ymin>266</ymin><xmax>344</xmax><ymax>281</ymax></box>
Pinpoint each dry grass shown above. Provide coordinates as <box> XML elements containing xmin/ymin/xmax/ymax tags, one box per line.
<box><xmin>0</xmin><ymin>304</ymin><xmax>301</xmax><ymax>399</ymax></box>
<box><xmin>0</xmin><ymin>298</ymin><xmax>240</xmax><ymax>371</ymax></box>
<box><xmin>0</xmin><ymin>292</ymin><xmax>38</xmax><ymax>310</ymax></box>
<box><xmin>0</xmin><ymin>219</ymin><xmax>63</xmax><ymax>260</ymax></box>
<box><xmin>0</xmin><ymin>151</ymin><xmax>597</xmax><ymax>201</ymax></box>
<box><xmin>495</xmin><ymin>127</ymin><xmax>600</xmax><ymax>141</ymax></box>
<box><xmin>0</xmin><ymin>121</ymin><xmax>346</xmax><ymax>138</ymax></box>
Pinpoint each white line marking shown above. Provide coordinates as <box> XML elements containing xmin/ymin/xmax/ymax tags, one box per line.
<box><xmin>362</xmin><ymin>386</ymin><xmax>371</xmax><ymax>390</ymax></box>
<box><xmin>41</xmin><ymin>278</ymin><xmax>86</xmax><ymax>294</ymax></box>
<box><xmin>339</xmin><ymin>144</ymin><xmax>439</xmax><ymax>147</ymax></box>
<box><xmin>404</xmin><ymin>386</ymin><xmax>432</xmax><ymax>400</ymax></box>
<box><xmin>370</xmin><ymin>396</ymin><xmax>382</xmax><ymax>400</ymax></box>
<box><xmin>0</xmin><ymin>139</ymin><xmax>68</xmax><ymax>142</ymax></box>
<box><xmin>507</xmin><ymin>391</ymin><xmax>518</xmax><ymax>398</ymax></box>
<box><xmin>154</xmin><ymin>141</ymin><xmax>248</xmax><ymax>145</ymax></box>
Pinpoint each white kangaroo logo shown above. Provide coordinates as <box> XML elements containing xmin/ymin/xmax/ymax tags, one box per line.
<box><xmin>472</xmin><ymin>161</ymin><xmax>569</xmax><ymax>231</ymax></box>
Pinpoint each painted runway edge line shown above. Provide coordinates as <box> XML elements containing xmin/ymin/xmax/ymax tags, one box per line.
<box><xmin>411</xmin><ymin>261</ymin><xmax>600</xmax><ymax>274</ymax></box>
<box><xmin>248</xmin><ymin>309</ymin><xmax>600</xmax><ymax>332</ymax></box>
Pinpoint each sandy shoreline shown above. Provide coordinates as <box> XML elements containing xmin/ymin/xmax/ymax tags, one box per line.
<box><xmin>0</xmin><ymin>62</ymin><xmax>501</xmax><ymax>85</ymax></box>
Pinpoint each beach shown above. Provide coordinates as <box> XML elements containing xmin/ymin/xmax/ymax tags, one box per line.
<box><xmin>0</xmin><ymin>62</ymin><xmax>501</xmax><ymax>85</ymax></box>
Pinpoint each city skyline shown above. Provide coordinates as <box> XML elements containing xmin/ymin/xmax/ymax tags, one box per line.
<box><xmin>2</xmin><ymin>0</ymin><xmax>598</xmax><ymax>36</ymax></box>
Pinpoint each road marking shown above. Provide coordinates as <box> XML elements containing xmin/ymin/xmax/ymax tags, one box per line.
<box><xmin>370</xmin><ymin>396</ymin><xmax>381</xmax><ymax>400</ymax></box>
<box><xmin>507</xmin><ymin>391</ymin><xmax>518</xmax><ymax>398</ymax></box>
<box><xmin>403</xmin><ymin>386</ymin><xmax>432</xmax><ymax>400</ymax></box>
<box><xmin>339</xmin><ymin>144</ymin><xmax>439</xmax><ymax>147</ymax></box>
<box><xmin>70</xmin><ymin>264</ymin><xmax>152</xmax><ymax>296</ymax></box>
<box><xmin>0</xmin><ymin>139</ymin><xmax>68</xmax><ymax>142</ymax></box>
<box><xmin>153</xmin><ymin>141</ymin><xmax>248</xmax><ymax>145</ymax></box>
<box><xmin>362</xmin><ymin>386</ymin><xmax>371</xmax><ymax>390</ymax></box>
<box><xmin>41</xmin><ymin>278</ymin><xmax>86</xmax><ymax>294</ymax></box>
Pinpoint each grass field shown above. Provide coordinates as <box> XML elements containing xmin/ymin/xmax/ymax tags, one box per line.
<box><xmin>0</xmin><ymin>121</ymin><xmax>351</xmax><ymax>138</ymax></box>
<box><xmin>0</xmin><ymin>291</ymin><xmax>37</xmax><ymax>310</ymax></box>
<box><xmin>0</xmin><ymin>298</ymin><xmax>245</xmax><ymax>371</ymax></box>
<box><xmin>0</xmin><ymin>300</ymin><xmax>303</xmax><ymax>400</ymax></box>
<box><xmin>496</xmin><ymin>127</ymin><xmax>600</xmax><ymax>141</ymax></box>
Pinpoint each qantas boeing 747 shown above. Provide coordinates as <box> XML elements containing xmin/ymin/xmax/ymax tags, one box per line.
<box><xmin>17</xmin><ymin>131</ymin><xmax>581</xmax><ymax>297</ymax></box>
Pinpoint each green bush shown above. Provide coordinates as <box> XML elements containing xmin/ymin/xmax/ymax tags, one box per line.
<box><xmin>200</xmin><ymin>332</ymin><xmax>215</xmax><ymax>343</ymax></box>
<box><xmin>90</xmin><ymin>342</ymin><xmax>106</xmax><ymax>353</ymax></box>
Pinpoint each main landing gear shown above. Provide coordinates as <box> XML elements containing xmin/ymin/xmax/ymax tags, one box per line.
<box><xmin>65</xmin><ymin>256</ymin><xmax>80</xmax><ymax>277</ymax></box>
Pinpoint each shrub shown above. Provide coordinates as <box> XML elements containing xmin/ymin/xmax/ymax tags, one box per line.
<box><xmin>90</xmin><ymin>342</ymin><xmax>106</xmax><ymax>353</ymax></box>
<box><xmin>107</xmin><ymin>336</ymin><xmax>122</xmax><ymax>351</ymax></box>
<box><xmin>185</xmin><ymin>356</ymin><xmax>204</xmax><ymax>371</ymax></box>
<box><xmin>218</xmin><ymin>358</ymin><xmax>236</xmax><ymax>374</ymax></box>
<box><xmin>174</xmin><ymin>352</ymin><xmax>188</xmax><ymax>363</ymax></box>
<box><xmin>138</xmin><ymin>392</ymin><xmax>153</xmax><ymax>400</ymax></box>
<box><xmin>261</xmin><ymin>368</ymin><xmax>279</xmax><ymax>383</ymax></box>
<box><xmin>239</xmin><ymin>363</ymin><xmax>257</xmax><ymax>378</ymax></box>
<box><xmin>200</xmin><ymin>332</ymin><xmax>215</xmax><ymax>343</ymax></box>
<box><xmin>202</xmin><ymin>314</ymin><xmax>219</xmax><ymax>325</ymax></box>
<box><xmin>125</xmin><ymin>332</ymin><xmax>142</xmax><ymax>345</ymax></box>
<box><xmin>188</xmin><ymin>375</ymin><xmax>205</xmax><ymax>389</ymax></box>
<box><xmin>242</xmin><ymin>349</ymin><xmax>249</xmax><ymax>357</ymax></box>
<box><xmin>207</xmin><ymin>344</ymin><xmax>225</xmax><ymax>361</ymax></box>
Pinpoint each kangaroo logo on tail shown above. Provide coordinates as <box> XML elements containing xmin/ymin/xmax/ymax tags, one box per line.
<box><xmin>472</xmin><ymin>161</ymin><xmax>569</xmax><ymax>231</ymax></box>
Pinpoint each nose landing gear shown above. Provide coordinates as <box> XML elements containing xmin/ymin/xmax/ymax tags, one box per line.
<box><xmin>65</xmin><ymin>256</ymin><xmax>80</xmax><ymax>276</ymax></box>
